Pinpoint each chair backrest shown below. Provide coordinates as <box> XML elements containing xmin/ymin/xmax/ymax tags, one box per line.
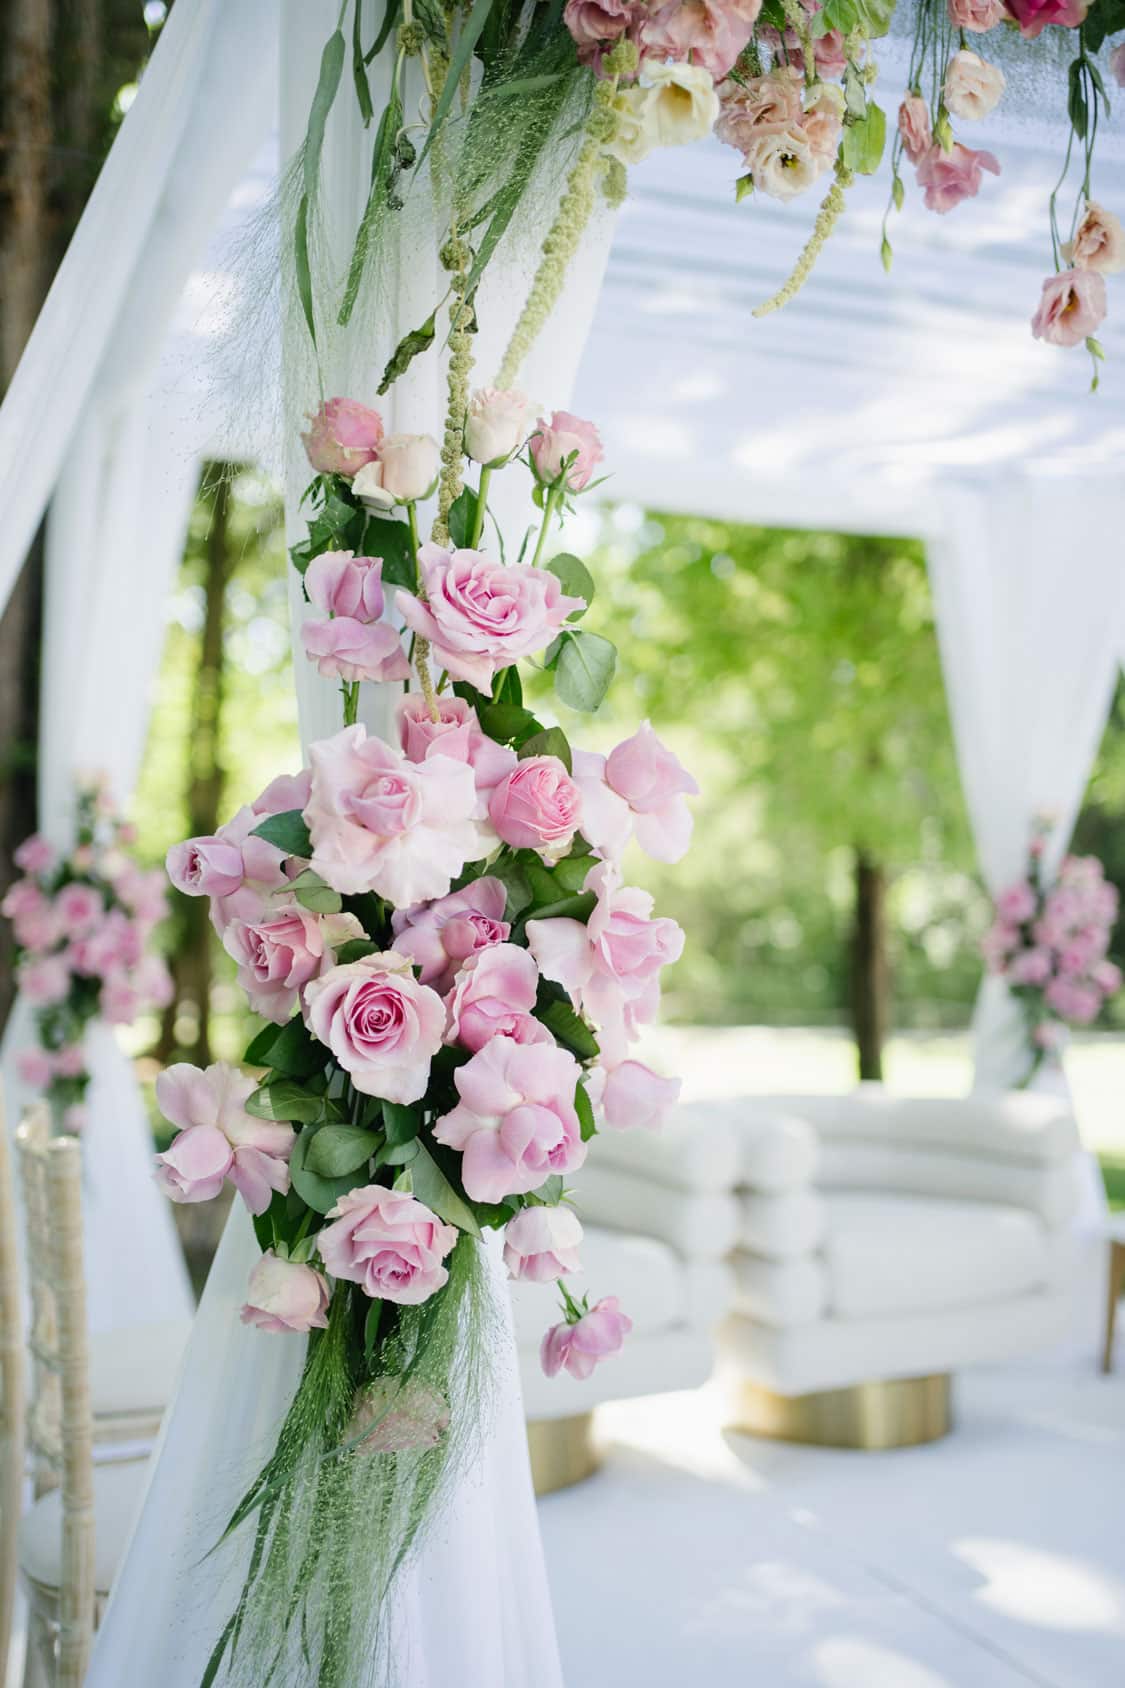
<box><xmin>0</xmin><ymin>1087</ymin><xmax>26</xmax><ymax>1679</ymax></box>
<box><xmin>15</xmin><ymin>1106</ymin><xmax>94</xmax><ymax>1688</ymax></box>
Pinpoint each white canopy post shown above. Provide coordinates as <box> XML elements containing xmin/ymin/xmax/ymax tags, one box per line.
<box><xmin>927</xmin><ymin>477</ymin><xmax>1125</xmax><ymax>1096</ymax></box>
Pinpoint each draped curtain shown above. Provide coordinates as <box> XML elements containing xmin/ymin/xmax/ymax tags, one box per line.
<box><xmin>927</xmin><ymin>478</ymin><xmax>1125</xmax><ymax>1096</ymax></box>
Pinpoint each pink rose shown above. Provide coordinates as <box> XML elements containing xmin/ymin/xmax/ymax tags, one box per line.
<box><xmin>465</xmin><ymin>387</ymin><xmax>535</xmax><ymax>466</ymax></box>
<box><xmin>641</xmin><ymin>0</ymin><xmax>756</xmax><ymax>81</ymax></box>
<box><xmin>305</xmin><ymin>551</ymin><xmax>386</xmax><ymax>622</ymax></box>
<box><xmin>62</xmin><ymin>1104</ymin><xmax>87</xmax><ymax>1134</ymax></box>
<box><xmin>154</xmin><ymin>1061</ymin><xmax>295</xmax><ymax>1214</ymax></box>
<box><xmin>4</xmin><ymin>882</ymin><xmax>60</xmax><ymax>951</ymax></box>
<box><xmin>591</xmin><ymin>1058</ymin><xmax>682</xmax><ymax>1130</ymax></box>
<box><xmin>301</xmin><ymin>616</ymin><xmax>411</xmax><ymax>683</ymax></box>
<box><xmin>1008</xmin><ymin>947</ymin><xmax>1052</xmax><ymax>987</ymax></box>
<box><xmin>444</xmin><ymin>942</ymin><xmax>551</xmax><ymax>1053</ymax></box>
<box><xmin>527</xmin><ymin>860</ymin><xmax>685</xmax><ymax>1053</ymax></box>
<box><xmin>574</xmin><ymin>722</ymin><xmax>698</xmax><ymax>862</ymax></box>
<box><xmin>503</xmin><ymin>1206</ymin><xmax>584</xmax><ymax>1283</ymax></box>
<box><xmin>1035</xmin><ymin>1019</ymin><xmax>1067</xmax><ymax>1051</ymax></box>
<box><xmin>1061</xmin><ymin>202</ymin><xmax>1125</xmax><ymax>275</ymax></box>
<box><xmin>223</xmin><ymin>905</ymin><xmax>364</xmax><ymax>1024</ymax></box>
<box><xmin>54</xmin><ymin>883</ymin><xmax>104</xmax><ymax>939</ymax></box>
<box><xmin>981</xmin><ymin>920</ymin><xmax>1019</xmax><ymax>971</ymax></box>
<box><xmin>915</xmin><ymin>142</ymin><xmax>1000</xmax><ymax>213</ymax></box>
<box><xmin>55</xmin><ymin>1043</ymin><xmax>86</xmax><ymax>1079</ymax></box>
<box><xmin>19</xmin><ymin>955</ymin><xmax>70</xmax><ymax>1006</ymax></box>
<box><xmin>253</xmin><ymin>770</ymin><xmax>313</xmax><ymax>816</ymax></box>
<box><xmin>135</xmin><ymin>953</ymin><xmax>175</xmax><ymax>1012</ymax></box>
<box><xmin>302</xmin><ymin>397</ymin><xmax>384</xmax><ymax>477</ymax></box>
<box><xmin>540</xmin><ymin>1296</ymin><xmax>632</xmax><ymax>1380</ymax></box>
<box><xmin>433</xmin><ymin>1036</ymin><xmax>587</xmax><ymax>1203</ymax></box>
<box><xmin>1045</xmin><ymin>975</ymin><xmax>1101</xmax><ymax>1024</ymax></box>
<box><xmin>896</xmin><ymin>95</ymin><xmax>932</xmax><ymax>165</ymax></box>
<box><xmin>166</xmin><ymin>834</ymin><xmax>250</xmax><ymax>900</ymax></box>
<box><xmin>563</xmin><ymin>0</ymin><xmax>640</xmax><ymax>59</ymax></box>
<box><xmin>17</xmin><ymin>1049</ymin><xmax>53</xmax><ymax>1089</ymax></box>
<box><xmin>100</xmin><ymin>972</ymin><xmax>141</xmax><ymax>1025</ymax></box>
<box><xmin>948</xmin><ymin>0</ymin><xmax>1004</xmax><ymax>25</ymax></box>
<box><xmin>376</xmin><ymin>433</ymin><xmax>440</xmax><ymax>503</ymax></box>
<box><xmin>397</xmin><ymin>546</ymin><xmax>584</xmax><ymax>691</ymax></box>
<box><xmin>70</xmin><ymin>910</ymin><xmax>142</xmax><ymax>979</ymax></box>
<box><xmin>529</xmin><ymin>411</ymin><xmax>604</xmax><ymax>492</ymax></box>
<box><xmin>240</xmin><ymin>1251</ymin><xmax>330</xmax><ymax>1334</ymax></box>
<box><xmin>1092</xmin><ymin>960</ymin><xmax>1122</xmax><ymax>996</ymax></box>
<box><xmin>14</xmin><ymin>835</ymin><xmax>56</xmax><ymax>875</ymax></box>
<box><xmin>488</xmin><ymin>756</ymin><xmax>583</xmax><ymax>861</ymax></box>
<box><xmin>303</xmin><ymin>951</ymin><xmax>446</xmax><ymax>1104</ymax></box>
<box><xmin>943</xmin><ymin>50</ymin><xmax>1005</xmax><ymax>121</ymax></box>
<box><xmin>996</xmin><ymin>882</ymin><xmax>1037</xmax><ymax>924</ymax></box>
<box><xmin>391</xmin><ymin>877</ymin><xmax>510</xmax><ymax>993</ymax></box>
<box><xmin>1003</xmin><ymin>0</ymin><xmax>1087</xmax><ymax>36</ymax></box>
<box><xmin>1031</xmin><ymin>268</ymin><xmax>1107</xmax><ymax>348</ymax></box>
<box><xmin>304</xmin><ymin>724</ymin><xmax>485</xmax><ymax>906</ymax></box>
<box><xmin>318</xmin><ymin>1185</ymin><xmax>457</xmax><ymax>1305</ymax></box>
<box><xmin>396</xmin><ymin>694</ymin><xmax>517</xmax><ymax>802</ymax></box>
<box><xmin>1113</xmin><ymin>43</ymin><xmax>1125</xmax><ymax>87</ymax></box>
<box><xmin>716</xmin><ymin>71</ymin><xmax>804</xmax><ymax>153</ymax></box>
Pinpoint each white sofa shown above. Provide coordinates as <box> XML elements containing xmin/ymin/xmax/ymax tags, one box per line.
<box><xmin>717</xmin><ymin>1087</ymin><xmax>1083</xmax><ymax>1441</ymax></box>
<box><xmin>512</xmin><ymin>1112</ymin><xmax>737</xmax><ymax>1484</ymax></box>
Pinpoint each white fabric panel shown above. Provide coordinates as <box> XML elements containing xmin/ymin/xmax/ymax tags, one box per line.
<box><xmin>927</xmin><ymin>481</ymin><xmax>1125</xmax><ymax>1095</ymax></box>
<box><xmin>90</xmin><ymin>1316</ymin><xmax>194</xmax><ymax>1418</ymax></box>
<box><xmin>589</xmin><ymin>1104</ymin><xmax>741</xmax><ymax>1193</ymax></box>
<box><xmin>820</xmin><ymin>1192</ymin><xmax>1049</xmax><ymax>1321</ymax></box>
<box><xmin>512</xmin><ymin>1227</ymin><xmax>684</xmax><ymax>1345</ymax></box>
<box><xmin>738</xmin><ymin>1188</ymin><xmax>827</xmax><ymax>1260</ymax></box>
<box><xmin>815</xmin><ymin>1141</ymin><xmax>1083</xmax><ymax>1229</ymax></box>
<box><xmin>731</xmin><ymin>1252</ymin><xmax>827</xmax><ymax>1329</ymax></box>
<box><xmin>574</xmin><ymin>1161</ymin><xmax>738</xmax><ymax>1260</ymax></box>
<box><xmin>722</xmin><ymin>1289</ymin><xmax>1073</xmax><ymax>1397</ymax></box>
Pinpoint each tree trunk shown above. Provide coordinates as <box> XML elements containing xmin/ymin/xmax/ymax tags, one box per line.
<box><xmin>851</xmin><ymin>849</ymin><xmax>888</xmax><ymax>1082</ymax></box>
<box><xmin>158</xmin><ymin>468</ymin><xmax>233</xmax><ymax>1065</ymax></box>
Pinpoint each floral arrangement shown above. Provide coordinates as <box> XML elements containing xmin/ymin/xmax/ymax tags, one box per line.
<box><xmin>983</xmin><ymin>814</ymin><xmax>1120</xmax><ymax>1082</ymax></box>
<box><xmin>296</xmin><ymin>0</ymin><xmax>1125</xmax><ymax>424</ymax></box>
<box><xmin>158</xmin><ymin>387</ymin><xmax>693</xmax><ymax>1684</ymax></box>
<box><xmin>1</xmin><ymin>783</ymin><xmax>171</xmax><ymax>1132</ymax></box>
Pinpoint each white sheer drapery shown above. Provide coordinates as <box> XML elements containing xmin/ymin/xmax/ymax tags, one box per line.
<box><xmin>89</xmin><ymin>0</ymin><xmax>620</xmax><ymax>1677</ymax></box>
<box><xmin>928</xmin><ymin>478</ymin><xmax>1125</xmax><ymax>1096</ymax></box>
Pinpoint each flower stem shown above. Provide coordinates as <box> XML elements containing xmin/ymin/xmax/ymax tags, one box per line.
<box><xmin>342</xmin><ymin>682</ymin><xmax>360</xmax><ymax>727</ymax></box>
<box><xmin>469</xmin><ymin>465</ymin><xmax>491</xmax><ymax>550</ymax></box>
<box><xmin>405</xmin><ymin>501</ymin><xmax>421</xmax><ymax>589</ymax></box>
<box><xmin>530</xmin><ymin>485</ymin><xmax>560</xmax><ymax>570</ymax></box>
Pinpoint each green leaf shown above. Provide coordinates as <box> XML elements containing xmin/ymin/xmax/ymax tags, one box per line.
<box><xmin>294</xmin><ymin>195</ymin><xmax>316</xmax><ymax>348</ymax></box>
<box><xmin>1068</xmin><ymin>57</ymin><xmax>1089</xmax><ymax>139</ymax></box>
<box><xmin>447</xmin><ymin>486</ymin><xmax>477</xmax><ymax>550</ymax></box>
<box><xmin>491</xmin><ymin>664</ymin><xmax>523</xmax><ymax>707</ymax></box>
<box><xmin>554</xmin><ymin>631</ymin><xmax>617</xmax><ymax>713</ymax></box>
<box><xmin>361</xmin><ymin>515</ymin><xmax>417</xmax><ymax>589</ymax></box>
<box><xmin>530</xmin><ymin>1174</ymin><xmax>564</xmax><ymax>1205</ymax></box>
<box><xmin>250</xmin><ymin>809</ymin><xmax>312</xmax><ymax>858</ymax></box>
<box><xmin>364</xmin><ymin>1299</ymin><xmax>382</xmax><ymax>1365</ymax></box>
<box><xmin>842</xmin><ymin>102</ymin><xmax>886</xmax><ymax>176</ymax></box>
<box><xmin>246</xmin><ymin>1081</ymin><xmax>325</xmax><ymax>1125</ymax></box>
<box><xmin>417</xmin><ymin>0</ymin><xmax>499</xmax><ymax>170</ymax></box>
<box><xmin>339</xmin><ymin>82</ymin><xmax>403</xmax><ymax>327</ymax></box>
<box><xmin>522</xmin><ymin>890</ymin><xmax>597</xmax><ymax>925</ymax></box>
<box><xmin>291</xmin><ymin>1123</ymin><xmax>364</xmax><ymax>1215</ymax></box>
<box><xmin>352</xmin><ymin>0</ymin><xmax>374</xmax><ymax>125</ymax></box>
<box><xmin>735</xmin><ymin>172</ymin><xmax>754</xmax><ymax>204</ymax></box>
<box><xmin>491</xmin><ymin>854</ymin><xmax>533</xmax><ymax>919</ymax></box>
<box><xmin>574</xmin><ymin>1080</ymin><xmax>597</xmax><ymax>1142</ymax></box>
<box><xmin>1085</xmin><ymin>0</ymin><xmax>1125</xmax><ymax>51</ymax></box>
<box><xmin>477</xmin><ymin>700</ymin><xmax>540</xmax><ymax>744</ymax></box>
<box><xmin>518</xmin><ymin>727</ymin><xmax>572</xmax><ymax>772</ymax></box>
<box><xmin>245</xmin><ymin>1016</ymin><xmax>326</xmax><ymax>1080</ymax></box>
<box><xmin>409</xmin><ymin>1143</ymin><xmax>482</xmax><ymax>1237</ymax></box>
<box><xmin>304</xmin><ymin>29</ymin><xmax>346</xmax><ymax>200</ymax></box>
<box><xmin>546</xmin><ymin>553</ymin><xmax>594</xmax><ymax>618</ymax></box>
<box><xmin>375</xmin><ymin>1137</ymin><xmax>421</xmax><ymax>1168</ymax></box>
<box><xmin>377</xmin><ymin>310</ymin><xmax>436</xmax><ymax>396</ymax></box>
<box><xmin>288</xmin><ymin>868</ymin><xmax>342</xmax><ymax>914</ymax></box>
<box><xmin>244</xmin><ymin>1021</ymin><xmax>283</xmax><ymax>1068</ymax></box>
<box><xmin>549</xmin><ymin>855</ymin><xmax>591</xmax><ymax>895</ymax></box>
<box><xmin>305</xmin><ymin>1123</ymin><xmax>378</xmax><ymax>1178</ymax></box>
<box><xmin>536</xmin><ymin>997</ymin><xmax>599</xmax><ymax>1060</ymax></box>
<box><xmin>844</xmin><ymin>61</ymin><xmax>867</xmax><ymax>121</ymax></box>
<box><xmin>334</xmin><ymin>938</ymin><xmax>379</xmax><ymax>965</ymax></box>
<box><xmin>382</xmin><ymin>1101</ymin><xmax>421</xmax><ymax>1146</ymax></box>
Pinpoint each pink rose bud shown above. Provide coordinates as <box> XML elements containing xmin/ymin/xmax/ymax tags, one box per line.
<box><xmin>318</xmin><ymin>1185</ymin><xmax>457</xmax><ymax>1305</ymax></box>
<box><xmin>464</xmin><ymin>387</ymin><xmax>535</xmax><ymax>465</ymax></box>
<box><xmin>301</xmin><ymin>616</ymin><xmax>411</xmax><ymax>684</ymax></box>
<box><xmin>391</xmin><ymin>877</ymin><xmax>511</xmax><ymax>994</ymax></box>
<box><xmin>540</xmin><ymin>1296</ymin><xmax>632</xmax><ymax>1380</ymax></box>
<box><xmin>166</xmin><ymin>835</ymin><xmax>246</xmax><ymax>899</ymax></box>
<box><xmin>947</xmin><ymin>0</ymin><xmax>1004</xmax><ymax>27</ymax></box>
<box><xmin>17</xmin><ymin>1049</ymin><xmax>53</xmax><ymax>1089</ymax></box>
<box><xmin>1031</xmin><ymin>267</ymin><xmax>1107</xmax><ymax>349</ymax></box>
<box><xmin>153</xmin><ymin>1061</ymin><xmax>295</xmax><ymax>1214</ymax></box>
<box><xmin>530</xmin><ymin>410</ymin><xmax>604</xmax><ymax>492</ymax></box>
<box><xmin>14</xmin><ymin>834</ymin><xmax>56</xmax><ymax>875</ymax></box>
<box><xmin>305</xmin><ymin>551</ymin><xmax>386</xmax><ymax>622</ymax></box>
<box><xmin>375</xmin><ymin>433</ymin><xmax>440</xmax><ymax>503</ymax></box>
<box><xmin>503</xmin><ymin>1205</ymin><xmax>583</xmax><ymax>1283</ymax></box>
<box><xmin>433</xmin><ymin>1036</ymin><xmax>587</xmax><ymax>1203</ymax></box>
<box><xmin>397</xmin><ymin>546</ymin><xmax>584</xmax><ymax>691</ymax></box>
<box><xmin>488</xmin><ymin>756</ymin><xmax>583</xmax><ymax>862</ymax></box>
<box><xmin>444</xmin><ymin>942</ymin><xmax>550</xmax><ymax>1053</ymax></box>
<box><xmin>573</xmin><ymin>721</ymin><xmax>699</xmax><ymax>864</ymax></box>
<box><xmin>301</xmin><ymin>397</ymin><xmax>384</xmax><ymax>477</ymax></box>
<box><xmin>915</xmin><ymin>142</ymin><xmax>1000</xmax><ymax>214</ymax></box>
<box><xmin>303</xmin><ymin>951</ymin><xmax>447</xmax><ymax>1104</ymax></box>
<box><xmin>19</xmin><ymin>956</ymin><xmax>71</xmax><ymax>1006</ymax></box>
<box><xmin>62</xmin><ymin>1104</ymin><xmax>88</xmax><ymax>1134</ymax></box>
<box><xmin>240</xmin><ymin>1250</ymin><xmax>331</xmax><ymax>1334</ymax></box>
<box><xmin>1003</xmin><ymin>0</ymin><xmax>1087</xmax><ymax>38</ymax></box>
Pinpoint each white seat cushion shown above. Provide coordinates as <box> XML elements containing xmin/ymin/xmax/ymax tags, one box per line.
<box><xmin>19</xmin><ymin>1458</ymin><xmax>148</xmax><ymax>1596</ymax></box>
<box><xmin>576</xmin><ymin>1161</ymin><xmax>739</xmax><ymax>1260</ymax></box>
<box><xmin>743</xmin><ymin>1089</ymin><xmax>1077</xmax><ymax>1165</ymax></box>
<box><xmin>821</xmin><ymin>1192</ymin><xmax>1049</xmax><ymax>1320</ymax></box>
<box><xmin>815</xmin><ymin>1141</ymin><xmax>1082</xmax><ymax>1227</ymax></box>
<box><xmin>733</xmin><ymin>1252</ymin><xmax>827</xmax><ymax>1327</ymax></box>
<box><xmin>510</xmin><ymin>1226</ymin><xmax>684</xmax><ymax>1349</ymax></box>
<box><xmin>90</xmin><ymin>1317</ymin><xmax>191</xmax><ymax>1418</ymax></box>
<box><xmin>739</xmin><ymin>1188</ymin><xmax>826</xmax><ymax>1259</ymax></box>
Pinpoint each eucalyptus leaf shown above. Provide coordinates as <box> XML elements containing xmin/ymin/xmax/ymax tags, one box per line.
<box><xmin>842</xmin><ymin>102</ymin><xmax>886</xmax><ymax>175</ymax></box>
<box><xmin>334</xmin><ymin>939</ymin><xmax>379</xmax><ymax>965</ymax></box>
<box><xmin>553</xmin><ymin>631</ymin><xmax>617</xmax><ymax>713</ymax></box>
<box><xmin>245</xmin><ymin>1016</ymin><xmax>325</xmax><ymax>1081</ymax></box>
<box><xmin>530</xmin><ymin>1174</ymin><xmax>564</xmax><ymax>1205</ymax></box>
<box><xmin>289</xmin><ymin>869</ymin><xmax>342</xmax><ymax>914</ymax></box>
<box><xmin>250</xmin><ymin>809</ymin><xmax>312</xmax><ymax>858</ymax></box>
<box><xmin>375</xmin><ymin>1138</ymin><xmax>421</xmax><ymax>1168</ymax></box>
<box><xmin>518</xmin><ymin>727</ymin><xmax>572</xmax><ymax>772</ymax></box>
<box><xmin>246</xmin><ymin>1081</ymin><xmax>325</xmax><ymax>1126</ymax></box>
<box><xmin>410</xmin><ymin>1143</ymin><xmax>482</xmax><ymax>1238</ymax></box>
<box><xmin>546</xmin><ymin>553</ymin><xmax>594</xmax><ymax>617</ymax></box>
<box><xmin>290</xmin><ymin>1123</ymin><xmax>362</xmax><ymax>1215</ymax></box>
<box><xmin>477</xmin><ymin>700</ymin><xmax>540</xmax><ymax>743</ymax></box>
<box><xmin>305</xmin><ymin>1123</ymin><xmax>379</xmax><ymax>1178</ymax></box>
<box><xmin>521</xmin><ymin>890</ymin><xmax>597</xmax><ymax>925</ymax></box>
<box><xmin>382</xmin><ymin>1101</ymin><xmax>421</xmax><ymax>1146</ymax></box>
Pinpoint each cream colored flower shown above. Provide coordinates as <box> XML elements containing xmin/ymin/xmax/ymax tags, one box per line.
<box><xmin>1061</xmin><ymin>200</ymin><xmax>1125</xmax><ymax>275</ymax></box>
<box><xmin>607</xmin><ymin>84</ymin><xmax>658</xmax><ymax>166</ymax></box>
<box><xmin>643</xmin><ymin>60</ymin><xmax>720</xmax><ymax>148</ymax></box>
<box><xmin>745</xmin><ymin>126</ymin><xmax>819</xmax><ymax>201</ymax></box>
<box><xmin>942</xmin><ymin>50</ymin><xmax>1005</xmax><ymax>122</ymax></box>
<box><xmin>802</xmin><ymin>83</ymin><xmax>845</xmax><ymax>165</ymax></box>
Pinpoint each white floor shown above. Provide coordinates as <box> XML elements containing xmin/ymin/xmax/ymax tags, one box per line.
<box><xmin>540</xmin><ymin>1360</ymin><xmax>1125</xmax><ymax>1688</ymax></box>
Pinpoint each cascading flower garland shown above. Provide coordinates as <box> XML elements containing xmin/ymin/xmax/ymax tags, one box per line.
<box><xmin>159</xmin><ymin>390</ymin><xmax>693</xmax><ymax>1686</ymax></box>
<box><xmin>982</xmin><ymin>813</ymin><xmax>1121</xmax><ymax>1084</ymax></box>
<box><xmin>1</xmin><ymin>782</ymin><xmax>171</xmax><ymax>1132</ymax></box>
